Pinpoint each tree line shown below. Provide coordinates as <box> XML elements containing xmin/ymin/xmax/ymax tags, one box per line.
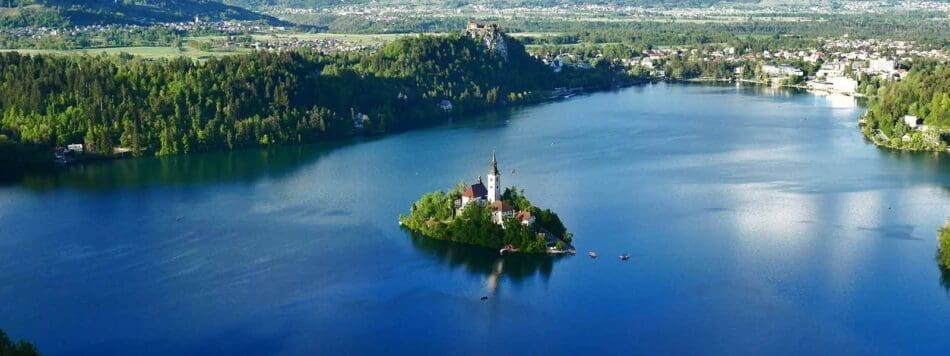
<box><xmin>0</xmin><ymin>328</ymin><xmax>38</xmax><ymax>356</ymax></box>
<box><xmin>863</xmin><ymin>61</ymin><xmax>950</xmax><ymax>150</ymax></box>
<box><xmin>0</xmin><ymin>32</ymin><xmax>618</xmax><ymax>162</ymax></box>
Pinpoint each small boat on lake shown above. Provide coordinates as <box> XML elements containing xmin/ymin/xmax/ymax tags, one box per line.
<box><xmin>588</xmin><ymin>251</ymin><xmax>598</xmax><ymax>259</ymax></box>
<box><xmin>499</xmin><ymin>244</ymin><xmax>519</xmax><ymax>255</ymax></box>
<box><xmin>620</xmin><ymin>254</ymin><xmax>630</xmax><ymax>261</ymax></box>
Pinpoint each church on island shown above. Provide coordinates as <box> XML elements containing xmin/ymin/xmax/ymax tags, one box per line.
<box><xmin>456</xmin><ymin>152</ymin><xmax>536</xmax><ymax>227</ymax></box>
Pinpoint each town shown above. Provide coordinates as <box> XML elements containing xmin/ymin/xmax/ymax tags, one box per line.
<box><xmin>533</xmin><ymin>36</ymin><xmax>948</xmax><ymax>97</ymax></box>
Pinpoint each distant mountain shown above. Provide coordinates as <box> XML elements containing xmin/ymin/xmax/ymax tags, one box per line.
<box><xmin>0</xmin><ymin>0</ymin><xmax>283</xmax><ymax>27</ymax></box>
<box><xmin>222</xmin><ymin>1</ymin><xmax>760</xmax><ymax>9</ymax></box>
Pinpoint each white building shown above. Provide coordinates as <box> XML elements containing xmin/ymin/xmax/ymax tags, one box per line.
<box><xmin>869</xmin><ymin>58</ymin><xmax>896</xmax><ymax>74</ymax></box>
<box><xmin>762</xmin><ymin>64</ymin><xmax>804</xmax><ymax>77</ymax></box>
<box><xmin>830</xmin><ymin>76</ymin><xmax>858</xmax><ymax>94</ymax></box>
<box><xmin>904</xmin><ymin>115</ymin><xmax>923</xmax><ymax>129</ymax></box>
<box><xmin>490</xmin><ymin>200</ymin><xmax>514</xmax><ymax>224</ymax></box>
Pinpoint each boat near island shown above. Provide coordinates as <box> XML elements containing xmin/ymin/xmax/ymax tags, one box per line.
<box><xmin>588</xmin><ymin>251</ymin><xmax>598</xmax><ymax>259</ymax></box>
<box><xmin>499</xmin><ymin>244</ymin><xmax>519</xmax><ymax>255</ymax></box>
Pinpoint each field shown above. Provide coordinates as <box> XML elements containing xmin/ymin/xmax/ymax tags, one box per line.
<box><xmin>0</xmin><ymin>45</ymin><xmax>250</xmax><ymax>59</ymax></box>
<box><xmin>0</xmin><ymin>32</ymin><xmax>433</xmax><ymax>59</ymax></box>
<box><xmin>0</xmin><ymin>31</ymin><xmax>600</xmax><ymax>59</ymax></box>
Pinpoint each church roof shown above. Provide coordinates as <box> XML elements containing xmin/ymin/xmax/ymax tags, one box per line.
<box><xmin>490</xmin><ymin>151</ymin><xmax>499</xmax><ymax>176</ymax></box>
<box><xmin>463</xmin><ymin>183</ymin><xmax>488</xmax><ymax>198</ymax></box>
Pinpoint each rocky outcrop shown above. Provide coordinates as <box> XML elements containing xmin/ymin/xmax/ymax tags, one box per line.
<box><xmin>466</xmin><ymin>21</ymin><xmax>509</xmax><ymax>61</ymax></box>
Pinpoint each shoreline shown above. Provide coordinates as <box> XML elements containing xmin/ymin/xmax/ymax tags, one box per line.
<box><xmin>1</xmin><ymin>76</ymin><xmax>652</xmax><ymax>174</ymax></box>
<box><xmin>14</xmin><ymin>77</ymin><xmax>933</xmax><ymax>178</ymax></box>
<box><xmin>858</xmin><ymin>116</ymin><xmax>950</xmax><ymax>154</ymax></box>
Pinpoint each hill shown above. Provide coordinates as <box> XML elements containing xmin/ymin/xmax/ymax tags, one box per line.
<box><xmin>0</xmin><ymin>31</ymin><xmax>622</xmax><ymax>160</ymax></box>
<box><xmin>0</xmin><ymin>0</ymin><xmax>282</xmax><ymax>27</ymax></box>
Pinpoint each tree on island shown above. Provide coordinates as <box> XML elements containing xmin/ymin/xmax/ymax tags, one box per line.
<box><xmin>400</xmin><ymin>185</ymin><xmax>571</xmax><ymax>254</ymax></box>
<box><xmin>0</xmin><ymin>328</ymin><xmax>38</xmax><ymax>356</ymax></box>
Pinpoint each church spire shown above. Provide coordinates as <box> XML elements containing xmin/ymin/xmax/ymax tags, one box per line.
<box><xmin>490</xmin><ymin>150</ymin><xmax>499</xmax><ymax>176</ymax></box>
<box><xmin>487</xmin><ymin>150</ymin><xmax>500</xmax><ymax>203</ymax></box>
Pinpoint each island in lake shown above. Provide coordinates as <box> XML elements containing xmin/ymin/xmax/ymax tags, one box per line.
<box><xmin>400</xmin><ymin>152</ymin><xmax>573</xmax><ymax>255</ymax></box>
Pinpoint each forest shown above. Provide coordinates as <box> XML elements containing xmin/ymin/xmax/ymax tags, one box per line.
<box><xmin>862</xmin><ymin>61</ymin><xmax>950</xmax><ymax>151</ymax></box>
<box><xmin>0</xmin><ymin>32</ymin><xmax>625</xmax><ymax>163</ymax></box>
<box><xmin>0</xmin><ymin>0</ymin><xmax>280</xmax><ymax>27</ymax></box>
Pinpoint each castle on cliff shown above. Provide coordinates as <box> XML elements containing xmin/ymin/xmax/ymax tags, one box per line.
<box><xmin>466</xmin><ymin>21</ymin><xmax>509</xmax><ymax>61</ymax></box>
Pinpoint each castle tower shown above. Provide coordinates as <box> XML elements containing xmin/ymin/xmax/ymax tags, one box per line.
<box><xmin>487</xmin><ymin>151</ymin><xmax>500</xmax><ymax>203</ymax></box>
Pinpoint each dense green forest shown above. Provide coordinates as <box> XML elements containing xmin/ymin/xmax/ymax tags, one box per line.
<box><xmin>0</xmin><ymin>32</ymin><xmax>623</xmax><ymax>162</ymax></box>
<box><xmin>862</xmin><ymin>62</ymin><xmax>950</xmax><ymax>151</ymax></box>
<box><xmin>399</xmin><ymin>186</ymin><xmax>571</xmax><ymax>253</ymax></box>
<box><xmin>0</xmin><ymin>0</ymin><xmax>280</xmax><ymax>27</ymax></box>
<box><xmin>0</xmin><ymin>328</ymin><xmax>38</xmax><ymax>356</ymax></box>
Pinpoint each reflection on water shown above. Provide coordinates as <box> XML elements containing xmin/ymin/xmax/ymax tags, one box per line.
<box><xmin>406</xmin><ymin>231</ymin><xmax>563</xmax><ymax>293</ymax></box>
<box><xmin>11</xmin><ymin>142</ymin><xmax>340</xmax><ymax>192</ymax></box>
<box><xmin>3</xmin><ymin>109</ymin><xmax>526</xmax><ymax>193</ymax></box>
<box><xmin>941</xmin><ymin>270</ymin><xmax>950</xmax><ymax>292</ymax></box>
<box><xmin>809</xmin><ymin>91</ymin><xmax>859</xmax><ymax>108</ymax></box>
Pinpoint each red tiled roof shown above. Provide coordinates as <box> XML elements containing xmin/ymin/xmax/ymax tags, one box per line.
<box><xmin>515</xmin><ymin>210</ymin><xmax>532</xmax><ymax>221</ymax></box>
<box><xmin>490</xmin><ymin>200</ymin><xmax>513</xmax><ymax>212</ymax></box>
<box><xmin>463</xmin><ymin>183</ymin><xmax>488</xmax><ymax>198</ymax></box>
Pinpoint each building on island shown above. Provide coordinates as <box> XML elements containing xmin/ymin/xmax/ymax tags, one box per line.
<box><xmin>515</xmin><ymin>210</ymin><xmax>535</xmax><ymax>226</ymax></box>
<box><xmin>490</xmin><ymin>200</ymin><xmax>514</xmax><ymax>224</ymax></box>
<box><xmin>460</xmin><ymin>177</ymin><xmax>488</xmax><ymax>207</ymax></box>
<box><xmin>904</xmin><ymin>115</ymin><xmax>923</xmax><ymax>129</ymax></box>
<box><xmin>455</xmin><ymin>152</ymin><xmax>528</xmax><ymax>227</ymax></box>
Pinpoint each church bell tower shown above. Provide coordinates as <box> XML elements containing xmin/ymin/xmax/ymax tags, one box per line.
<box><xmin>487</xmin><ymin>151</ymin><xmax>500</xmax><ymax>203</ymax></box>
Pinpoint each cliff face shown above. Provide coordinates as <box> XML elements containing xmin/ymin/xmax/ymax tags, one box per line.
<box><xmin>465</xmin><ymin>21</ymin><xmax>509</xmax><ymax>61</ymax></box>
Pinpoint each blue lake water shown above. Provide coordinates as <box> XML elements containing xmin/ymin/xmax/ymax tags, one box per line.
<box><xmin>1</xmin><ymin>83</ymin><xmax>949</xmax><ymax>355</ymax></box>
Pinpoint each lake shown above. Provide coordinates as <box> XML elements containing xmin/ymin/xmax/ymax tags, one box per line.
<box><xmin>1</xmin><ymin>83</ymin><xmax>949</xmax><ymax>355</ymax></box>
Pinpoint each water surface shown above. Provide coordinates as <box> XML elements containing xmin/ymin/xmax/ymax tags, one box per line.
<box><xmin>2</xmin><ymin>83</ymin><xmax>949</xmax><ymax>355</ymax></box>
